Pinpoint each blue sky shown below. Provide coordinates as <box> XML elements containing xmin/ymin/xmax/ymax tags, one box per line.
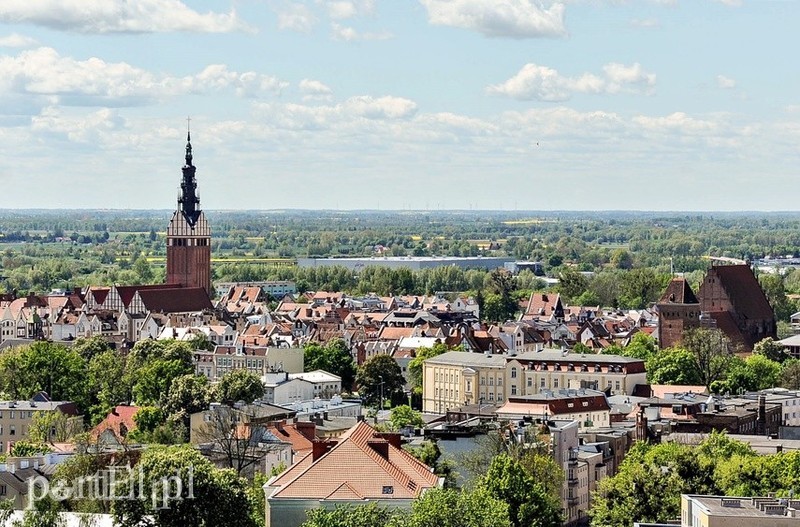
<box><xmin>0</xmin><ymin>0</ymin><xmax>798</xmax><ymax>211</ymax></box>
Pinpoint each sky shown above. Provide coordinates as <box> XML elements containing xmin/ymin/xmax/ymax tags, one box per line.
<box><xmin>0</xmin><ymin>0</ymin><xmax>798</xmax><ymax>212</ymax></box>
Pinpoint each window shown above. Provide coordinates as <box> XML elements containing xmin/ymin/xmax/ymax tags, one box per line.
<box><xmin>554</xmin><ymin>379</ymin><xmax>559</xmax><ymax>388</ymax></box>
<box><xmin>527</xmin><ymin>378</ymin><xmax>532</xmax><ymax>387</ymax></box>
<box><xmin>0</xmin><ymin>485</ymin><xmax>6</xmax><ymax>496</ymax></box>
<box><xmin>382</xmin><ymin>486</ymin><xmax>394</xmax><ymax>495</ymax></box>
<box><xmin>540</xmin><ymin>378</ymin><xmax>546</xmax><ymax>388</ymax></box>
<box><xmin>511</xmin><ymin>385</ymin><xmax>517</xmax><ymax>395</ymax></box>
<box><xmin>511</xmin><ymin>368</ymin><xmax>517</xmax><ymax>378</ymax></box>
<box><xmin>9</xmin><ymin>426</ymin><xmax>15</xmax><ymax>436</ymax></box>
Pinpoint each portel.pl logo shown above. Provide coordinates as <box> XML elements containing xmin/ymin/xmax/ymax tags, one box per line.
<box><xmin>27</xmin><ymin>464</ymin><xmax>194</xmax><ymax>510</ymax></box>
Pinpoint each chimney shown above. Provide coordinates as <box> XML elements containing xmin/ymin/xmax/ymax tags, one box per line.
<box><xmin>111</xmin><ymin>407</ymin><xmax>119</xmax><ymax>416</ymax></box>
<box><xmin>375</xmin><ymin>432</ymin><xmax>402</xmax><ymax>450</ymax></box>
<box><xmin>295</xmin><ymin>420</ymin><xmax>317</xmax><ymax>440</ymax></box>
<box><xmin>323</xmin><ymin>411</ymin><xmax>329</xmax><ymax>421</ymax></box>
<box><xmin>758</xmin><ymin>394</ymin><xmax>767</xmax><ymax>435</ymax></box>
<box><xmin>312</xmin><ymin>440</ymin><xmax>333</xmax><ymax>461</ymax></box>
<box><xmin>368</xmin><ymin>439</ymin><xmax>390</xmax><ymax>460</ymax></box>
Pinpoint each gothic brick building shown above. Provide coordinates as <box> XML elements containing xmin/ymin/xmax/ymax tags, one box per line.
<box><xmin>656</xmin><ymin>277</ymin><xmax>701</xmax><ymax>350</ymax></box>
<box><xmin>166</xmin><ymin>132</ymin><xmax>212</xmax><ymax>296</ymax></box>
<box><xmin>657</xmin><ymin>264</ymin><xmax>776</xmax><ymax>352</ymax></box>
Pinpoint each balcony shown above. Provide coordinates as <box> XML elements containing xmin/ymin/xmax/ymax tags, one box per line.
<box><xmin>567</xmin><ymin>476</ymin><xmax>578</xmax><ymax>486</ymax></box>
<box><xmin>567</xmin><ymin>495</ymin><xmax>579</xmax><ymax>506</ymax></box>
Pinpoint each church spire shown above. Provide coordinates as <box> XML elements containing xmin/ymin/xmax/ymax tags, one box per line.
<box><xmin>178</xmin><ymin>120</ymin><xmax>200</xmax><ymax>225</ymax></box>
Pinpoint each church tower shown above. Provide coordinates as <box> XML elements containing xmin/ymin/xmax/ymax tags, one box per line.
<box><xmin>166</xmin><ymin>130</ymin><xmax>212</xmax><ymax>296</ymax></box>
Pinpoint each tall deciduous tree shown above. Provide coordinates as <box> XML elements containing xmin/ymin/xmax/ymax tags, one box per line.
<box><xmin>479</xmin><ymin>454</ymin><xmax>561</xmax><ymax>527</ymax></box>
<box><xmin>0</xmin><ymin>342</ymin><xmax>89</xmax><ymax>411</ymax></box>
<box><xmin>304</xmin><ymin>338</ymin><xmax>356</xmax><ymax>390</ymax></box>
<box><xmin>682</xmin><ymin>328</ymin><xmax>736</xmax><ymax>390</ymax></box>
<box><xmin>216</xmin><ymin>369</ymin><xmax>265</xmax><ymax>405</ymax></box>
<box><xmin>112</xmin><ymin>445</ymin><xmax>258</xmax><ymax>527</ymax></box>
<box><xmin>408</xmin><ymin>487</ymin><xmax>511</xmax><ymax>527</ymax></box>
<box><xmin>356</xmin><ymin>354</ymin><xmax>405</xmax><ymax>407</ymax></box>
<box><xmin>645</xmin><ymin>347</ymin><xmax>703</xmax><ymax>386</ymax></box>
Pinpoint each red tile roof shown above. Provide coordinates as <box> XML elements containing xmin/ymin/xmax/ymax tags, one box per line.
<box><xmin>706</xmin><ymin>265</ymin><xmax>774</xmax><ymax>321</ymax></box>
<box><xmin>659</xmin><ymin>278</ymin><xmax>699</xmax><ymax>304</ymax></box>
<box><xmin>268</xmin><ymin>421</ymin><xmax>439</xmax><ymax>500</ymax></box>
<box><xmin>137</xmin><ymin>287</ymin><xmax>212</xmax><ymax>313</ymax></box>
<box><xmin>90</xmin><ymin>405</ymin><xmax>139</xmax><ymax>441</ymax></box>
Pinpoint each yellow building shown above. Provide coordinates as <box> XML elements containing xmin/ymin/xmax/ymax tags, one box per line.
<box><xmin>422</xmin><ymin>350</ymin><xmax>647</xmax><ymax>414</ymax></box>
<box><xmin>507</xmin><ymin>350</ymin><xmax>647</xmax><ymax>397</ymax></box>
<box><xmin>422</xmin><ymin>352</ymin><xmax>506</xmax><ymax>413</ymax></box>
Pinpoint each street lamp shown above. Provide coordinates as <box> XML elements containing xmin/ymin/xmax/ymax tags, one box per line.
<box><xmin>379</xmin><ymin>375</ymin><xmax>385</xmax><ymax>412</ymax></box>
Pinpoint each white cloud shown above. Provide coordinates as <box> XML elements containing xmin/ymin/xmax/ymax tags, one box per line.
<box><xmin>0</xmin><ymin>0</ymin><xmax>247</xmax><ymax>34</ymax></box>
<box><xmin>419</xmin><ymin>0</ymin><xmax>566</xmax><ymax>38</ymax></box>
<box><xmin>633</xmin><ymin>111</ymin><xmax>720</xmax><ymax>135</ymax></box>
<box><xmin>0</xmin><ymin>33</ymin><xmax>39</xmax><ymax>48</ymax></box>
<box><xmin>257</xmin><ymin>95</ymin><xmax>417</xmax><ymax>130</ymax></box>
<box><xmin>0</xmin><ymin>48</ymin><xmax>288</xmax><ymax>107</ymax></box>
<box><xmin>31</xmin><ymin>106</ymin><xmax>126</xmax><ymax>142</ymax></box>
<box><xmin>275</xmin><ymin>2</ymin><xmax>318</xmax><ymax>33</ymax></box>
<box><xmin>488</xmin><ymin>62</ymin><xmax>656</xmax><ymax>101</ymax></box>
<box><xmin>324</xmin><ymin>0</ymin><xmax>375</xmax><ymax>20</ymax></box>
<box><xmin>716</xmin><ymin>75</ymin><xmax>737</xmax><ymax>89</ymax></box>
<box><xmin>299</xmin><ymin>78</ymin><xmax>333</xmax><ymax>101</ymax></box>
<box><xmin>330</xmin><ymin>22</ymin><xmax>392</xmax><ymax>41</ymax></box>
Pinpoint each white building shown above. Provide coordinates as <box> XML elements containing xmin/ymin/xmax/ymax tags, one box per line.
<box><xmin>288</xmin><ymin>370</ymin><xmax>342</xmax><ymax>399</ymax></box>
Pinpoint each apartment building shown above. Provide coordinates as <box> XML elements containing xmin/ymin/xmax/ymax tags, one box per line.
<box><xmin>0</xmin><ymin>393</ymin><xmax>81</xmax><ymax>453</ymax></box>
<box><xmin>422</xmin><ymin>352</ymin><xmax>507</xmax><ymax>413</ymax></box>
<box><xmin>508</xmin><ymin>350</ymin><xmax>647</xmax><ymax>397</ymax></box>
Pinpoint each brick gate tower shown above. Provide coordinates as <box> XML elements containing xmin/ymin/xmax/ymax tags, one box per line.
<box><xmin>166</xmin><ymin>130</ymin><xmax>212</xmax><ymax>296</ymax></box>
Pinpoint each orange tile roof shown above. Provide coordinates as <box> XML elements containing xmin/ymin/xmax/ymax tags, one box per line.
<box><xmin>269</xmin><ymin>421</ymin><xmax>439</xmax><ymax>501</ymax></box>
<box><xmin>90</xmin><ymin>405</ymin><xmax>139</xmax><ymax>441</ymax></box>
<box><xmin>266</xmin><ymin>423</ymin><xmax>315</xmax><ymax>455</ymax></box>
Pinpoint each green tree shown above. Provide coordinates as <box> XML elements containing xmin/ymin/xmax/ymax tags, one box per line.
<box><xmin>9</xmin><ymin>440</ymin><xmax>52</xmax><ymax>457</ymax></box>
<box><xmin>304</xmin><ymin>338</ymin><xmax>356</xmax><ymax>391</ymax></box>
<box><xmin>621</xmin><ymin>333</ymin><xmax>658</xmax><ymax>361</ymax></box>
<box><xmin>87</xmin><ymin>350</ymin><xmax>129</xmax><ymax>424</ymax></box>
<box><xmin>753</xmin><ymin>337</ymin><xmax>789</xmax><ymax>363</ymax></box>
<box><xmin>682</xmin><ymin>328</ymin><xmax>736</xmax><ymax>390</ymax></box>
<box><xmin>112</xmin><ymin>445</ymin><xmax>258</xmax><ymax>527</ymax></box>
<box><xmin>556</xmin><ymin>267</ymin><xmax>588</xmax><ymax>302</ymax></box>
<box><xmin>71</xmin><ymin>335</ymin><xmax>112</xmax><ymax>362</ymax></box>
<box><xmin>28</xmin><ymin>410</ymin><xmax>83</xmax><ymax>444</ymax></box>
<box><xmin>610</xmin><ymin>249</ymin><xmax>633</xmax><ymax>270</ymax></box>
<box><xmin>479</xmin><ymin>454</ymin><xmax>561</xmax><ymax>527</ymax></box>
<box><xmin>389</xmin><ymin>404</ymin><xmax>424</xmax><ymax>430</ymax></box>
<box><xmin>161</xmin><ymin>374</ymin><xmax>212</xmax><ymax>423</ymax></box>
<box><xmin>356</xmin><ymin>354</ymin><xmax>406</xmax><ymax>407</ymax></box>
<box><xmin>781</xmin><ymin>360</ymin><xmax>800</xmax><ymax>390</ymax></box>
<box><xmin>646</xmin><ymin>347</ymin><xmax>703</xmax><ymax>385</ymax></box>
<box><xmin>723</xmin><ymin>354</ymin><xmax>781</xmax><ymax>394</ymax></box>
<box><xmin>301</xmin><ymin>503</ymin><xmax>403</xmax><ymax>527</ymax></box>
<box><xmin>759</xmin><ymin>273</ymin><xmax>795</xmax><ymax>321</ymax></box>
<box><xmin>216</xmin><ymin>369</ymin><xmax>265</xmax><ymax>405</ymax></box>
<box><xmin>0</xmin><ymin>342</ymin><xmax>89</xmax><ymax>411</ymax></box>
<box><xmin>407</xmin><ymin>487</ymin><xmax>511</xmax><ymax>527</ymax></box>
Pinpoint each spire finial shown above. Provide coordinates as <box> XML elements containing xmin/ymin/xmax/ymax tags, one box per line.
<box><xmin>185</xmin><ymin>117</ymin><xmax>193</xmax><ymax>166</ymax></box>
